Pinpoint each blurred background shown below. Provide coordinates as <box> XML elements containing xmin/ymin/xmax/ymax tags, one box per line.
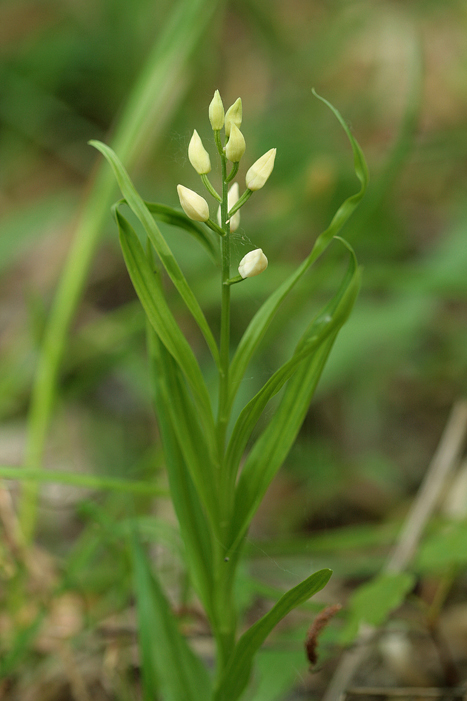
<box><xmin>1</xmin><ymin>0</ymin><xmax>467</xmax><ymax>699</ymax></box>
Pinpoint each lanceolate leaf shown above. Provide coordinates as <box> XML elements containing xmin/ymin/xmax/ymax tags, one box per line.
<box><xmin>154</xmin><ymin>330</ymin><xmax>222</xmax><ymax>533</ymax></box>
<box><xmin>214</xmin><ymin>569</ymin><xmax>332</xmax><ymax>701</ymax></box>
<box><xmin>225</xmin><ymin>240</ymin><xmax>360</xmax><ymax>487</ymax></box>
<box><xmin>148</xmin><ymin>324</ymin><xmax>214</xmax><ymax>614</ymax></box>
<box><xmin>90</xmin><ymin>140</ymin><xmax>220</xmax><ymax>368</ymax></box>
<box><xmin>228</xmin><ymin>93</ymin><xmax>368</xmax><ymax>412</ymax></box>
<box><xmin>229</xmin><ymin>334</ymin><xmax>337</xmax><ymax>554</ymax></box>
<box><xmin>227</xmin><ymin>241</ymin><xmax>360</xmax><ymax>551</ymax></box>
<box><xmin>131</xmin><ymin>533</ymin><xmax>212</xmax><ymax>701</ymax></box>
<box><xmin>115</xmin><ymin>208</ymin><xmax>215</xmax><ymax>439</ymax></box>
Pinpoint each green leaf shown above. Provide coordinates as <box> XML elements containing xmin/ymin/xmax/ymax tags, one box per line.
<box><xmin>228</xmin><ymin>242</ymin><xmax>360</xmax><ymax>551</ymax></box>
<box><xmin>147</xmin><ymin>322</ymin><xmax>214</xmax><ymax>612</ymax></box>
<box><xmin>225</xmin><ymin>240</ymin><xmax>360</xmax><ymax>487</ymax></box>
<box><xmin>0</xmin><ymin>465</ymin><xmax>166</xmax><ymax>497</ymax></box>
<box><xmin>228</xmin><ymin>93</ymin><xmax>368</xmax><ymax>413</ymax></box>
<box><xmin>131</xmin><ymin>533</ymin><xmax>212</xmax><ymax>701</ymax></box>
<box><xmin>115</xmin><ymin>208</ymin><xmax>215</xmax><ymax>441</ymax></box>
<box><xmin>214</xmin><ymin>569</ymin><xmax>332</xmax><ymax>701</ymax></box>
<box><xmin>90</xmin><ymin>140</ymin><xmax>220</xmax><ymax>369</ymax></box>
<box><xmin>416</xmin><ymin>521</ymin><xmax>467</xmax><ymax>573</ymax></box>
<box><xmin>150</xmin><ymin>324</ymin><xmax>221</xmax><ymax>535</ymax></box>
<box><xmin>229</xmin><ymin>337</ymin><xmax>335</xmax><ymax>553</ymax></box>
<box><xmin>341</xmin><ymin>572</ymin><xmax>415</xmax><ymax>645</ymax></box>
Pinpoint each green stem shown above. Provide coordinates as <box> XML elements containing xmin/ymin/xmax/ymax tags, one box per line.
<box><xmin>228</xmin><ymin>188</ymin><xmax>252</xmax><ymax>217</ymax></box>
<box><xmin>225</xmin><ymin>162</ymin><xmax>239</xmax><ymax>183</ymax></box>
<box><xmin>201</xmin><ymin>174</ymin><xmax>222</xmax><ymax>203</ymax></box>
<box><xmin>214</xmin><ymin>130</ymin><xmax>224</xmax><ymax>156</ymax></box>
<box><xmin>217</xmin><ymin>153</ymin><xmax>231</xmax><ymax>459</ymax></box>
<box><xmin>206</xmin><ymin>218</ymin><xmax>226</xmax><ymax>237</ymax></box>
<box><xmin>224</xmin><ymin>274</ymin><xmax>244</xmax><ymax>286</ymax></box>
<box><xmin>211</xmin><ymin>134</ymin><xmax>238</xmax><ymax>676</ymax></box>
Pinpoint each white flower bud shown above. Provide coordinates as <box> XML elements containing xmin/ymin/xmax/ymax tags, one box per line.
<box><xmin>225</xmin><ymin>98</ymin><xmax>242</xmax><ymax>137</ymax></box>
<box><xmin>238</xmin><ymin>248</ymin><xmax>268</xmax><ymax>278</ymax></box>
<box><xmin>209</xmin><ymin>90</ymin><xmax>224</xmax><ymax>130</ymax></box>
<box><xmin>217</xmin><ymin>182</ymin><xmax>240</xmax><ymax>233</ymax></box>
<box><xmin>225</xmin><ymin>124</ymin><xmax>246</xmax><ymax>163</ymax></box>
<box><xmin>188</xmin><ymin>130</ymin><xmax>211</xmax><ymax>174</ymax></box>
<box><xmin>246</xmin><ymin>148</ymin><xmax>276</xmax><ymax>191</ymax></box>
<box><xmin>177</xmin><ymin>184</ymin><xmax>209</xmax><ymax>222</ymax></box>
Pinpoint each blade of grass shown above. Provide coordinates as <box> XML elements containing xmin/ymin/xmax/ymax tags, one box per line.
<box><xmin>213</xmin><ymin>569</ymin><xmax>332</xmax><ymax>701</ymax></box>
<box><xmin>131</xmin><ymin>533</ymin><xmax>212</xmax><ymax>701</ymax></box>
<box><xmin>0</xmin><ymin>466</ymin><xmax>167</xmax><ymax>496</ymax></box>
<box><xmin>91</xmin><ymin>141</ymin><xmax>220</xmax><ymax>368</ymax></box>
<box><xmin>228</xmin><ymin>91</ymin><xmax>368</xmax><ymax>412</ymax></box>
<box><xmin>20</xmin><ymin>0</ymin><xmax>221</xmax><ymax>544</ymax></box>
<box><xmin>154</xmin><ymin>336</ymin><xmax>221</xmax><ymax>531</ymax></box>
<box><xmin>147</xmin><ymin>324</ymin><xmax>214</xmax><ymax>611</ymax></box>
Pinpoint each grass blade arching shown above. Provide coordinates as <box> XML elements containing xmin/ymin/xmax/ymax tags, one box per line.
<box><xmin>228</xmin><ymin>92</ymin><xmax>368</xmax><ymax>412</ymax></box>
<box><xmin>213</xmin><ymin>569</ymin><xmax>332</xmax><ymax>701</ymax></box>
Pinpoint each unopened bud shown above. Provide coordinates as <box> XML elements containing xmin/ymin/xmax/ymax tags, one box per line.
<box><xmin>177</xmin><ymin>184</ymin><xmax>209</xmax><ymax>222</ymax></box>
<box><xmin>217</xmin><ymin>182</ymin><xmax>240</xmax><ymax>233</ymax></box>
<box><xmin>209</xmin><ymin>90</ymin><xmax>224</xmax><ymax>130</ymax></box>
<box><xmin>225</xmin><ymin>98</ymin><xmax>242</xmax><ymax>137</ymax></box>
<box><xmin>245</xmin><ymin>148</ymin><xmax>276</xmax><ymax>191</ymax></box>
<box><xmin>225</xmin><ymin>124</ymin><xmax>246</xmax><ymax>163</ymax></box>
<box><xmin>238</xmin><ymin>248</ymin><xmax>268</xmax><ymax>278</ymax></box>
<box><xmin>188</xmin><ymin>130</ymin><xmax>211</xmax><ymax>174</ymax></box>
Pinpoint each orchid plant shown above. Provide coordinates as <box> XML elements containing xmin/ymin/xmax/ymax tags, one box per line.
<box><xmin>90</xmin><ymin>88</ymin><xmax>368</xmax><ymax>701</ymax></box>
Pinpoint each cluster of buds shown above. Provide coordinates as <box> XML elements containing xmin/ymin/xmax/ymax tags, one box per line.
<box><xmin>177</xmin><ymin>89</ymin><xmax>276</xmax><ymax>281</ymax></box>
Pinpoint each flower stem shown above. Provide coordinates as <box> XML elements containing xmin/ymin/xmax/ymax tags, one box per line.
<box><xmin>225</xmin><ymin>162</ymin><xmax>239</xmax><ymax>183</ymax></box>
<box><xmin>228</xmin><ymin>188</ymin><xmax>252</xmax><ymax>217</ymax></box>
<box><xmin>218</xmin><ymin>150</ymin><xmax>230</xmax><ymax>458</ymax></box>
<box><xmin>201</xmin><ymin>174</ymin><xmax>222</xmax><ymax>202</ymax></box>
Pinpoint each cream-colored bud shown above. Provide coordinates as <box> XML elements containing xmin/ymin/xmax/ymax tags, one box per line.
<box><xmin>238</xmin><ymin>248</ymin><xmax>268</xmax><ymax>278</ymax></box>
<box><xmin>225</xmin><ymin>98</ymin><xmax>242</xmax><ymax>137</ymax></box>
<box><xmin>209</xmin><ymin>90</ymin><xmax>224</xmax><ymax>130</ymax></box>
<box><xmin>245</xmin><ymin>148</ymin><xmax>276</xmax><ymax>191</ymax></box>
<box><xmin>177</xmin><ymin>184</ymin><xmax>209</xmax><ymax>222</ymax></box>
<box><xmin>217</xmin><ymin>182</ymin><xmax>240</xmax><ymax>233</ymax></box>
<box><xmin>188</xmin><ymin>130</ymin><xmax>211</xmax><ymax>174</ymax></box>
<box><xmin>225</xmin><ymin>124</ymin><xmax>246</xmax><ymax>163</ymax></box>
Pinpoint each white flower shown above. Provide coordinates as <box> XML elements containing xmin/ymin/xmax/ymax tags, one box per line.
<box><xmin>177</xmin><ymin>184</ymin><xmax>209</xmax><ymax>222</ymax></box>
<box><xmin>246</xmin><ymin>148</ymin><xmax>276</xmax><ymax>191</ymax></box>
<box><xmin>209</xmin><ymin>90</ymin><xmax>224</xmax><ymax>130</ymax></box>
<box><xmin>238</xmin><ymin>248</ymin><xmax>268</xmax><ymax>278</ymax></box>
<box><xmin>188</xmin><ymin>130</ymin><xmax>211</xmax><ymax>174</ymax></box>
<box><xmin>217</xmin><ymin>182</ymin><xmax>240</xmax><ymax>233</ymax></box>
<box><xmin>224</xmin><ymin>98</ymin><xmax>242</xmax><ymax>137</ymax></box>
<box><xmin>225</xmin><ymin>124</ymin><xmax>246</xmax><ymax>163</ymax></box>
